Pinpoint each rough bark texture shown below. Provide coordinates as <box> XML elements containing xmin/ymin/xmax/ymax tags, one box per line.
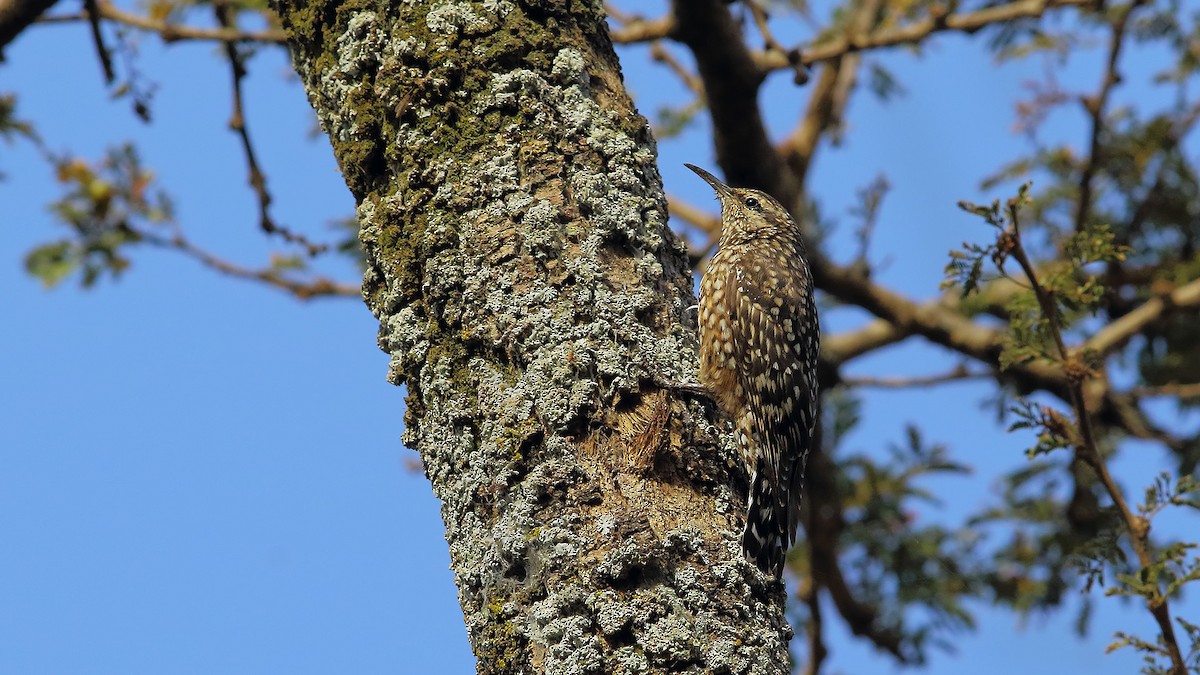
<box><xmin>272</xmin><ymin>1</ymin><xmax>791</xmax><ymax>673</ymax></box>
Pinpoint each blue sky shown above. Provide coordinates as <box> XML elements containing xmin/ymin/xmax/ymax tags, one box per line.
<box><xmin>1</xmin><ymin>3</ymin><xmax>1195</xmax><ymax>674</ymax></box>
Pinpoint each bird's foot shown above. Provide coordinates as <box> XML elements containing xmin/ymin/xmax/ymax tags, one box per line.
<box><xmin>654</xmin><ymin>377</ymin><xmax>712</xmax><ymax>402</ymax></box>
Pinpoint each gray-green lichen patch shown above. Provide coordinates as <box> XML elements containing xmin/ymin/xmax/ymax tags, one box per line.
<box><xmin>552</xmin><ymin>47</ymin><xmax>589</xmax><ymax>86</ymax></box>
<box><xmin>529</xmin><ymin>588</ymin><xmax>607</xmax><ymax>674</ymax></box>
<box><xmin>640</xmin><ymin>614</ymin><xmax>701</xmax><ymax>665</ymax></box>
<box><xmin>317</xmin><ymin>10</ymin><xmax>387</xmax><ymax>143</ymax></box>
<box><xmin>425</xmin><ymin>1</ymin><xmax>497</xmax><ymax>35</ymax></box>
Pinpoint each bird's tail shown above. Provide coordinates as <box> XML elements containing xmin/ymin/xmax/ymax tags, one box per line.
<box><xmin>742</xmin><ymin>460</ymin><xmax>787</xmax><ymax>577</ymax></box>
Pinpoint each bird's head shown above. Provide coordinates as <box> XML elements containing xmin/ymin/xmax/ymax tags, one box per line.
<box><xmin>684</xmin><ymin>163</ymin><xmax>796</xmax><ymax>243</ymax></box>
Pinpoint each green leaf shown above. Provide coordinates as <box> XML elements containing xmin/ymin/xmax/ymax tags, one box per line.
<box><xmin>24</xmin><ymin>241</ymin><xmax>77</xmax><ymax>288</ymax></box>
<box><xmin>867</xmin><ymin>61</ymin><xmax>906</xmax><ymax>101</ymax></box>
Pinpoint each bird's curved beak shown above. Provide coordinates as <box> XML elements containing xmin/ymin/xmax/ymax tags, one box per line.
<box><xmin>684</xmin><ymin>163</ymin><xmax>736</xmax><ymax>201</ymax></box>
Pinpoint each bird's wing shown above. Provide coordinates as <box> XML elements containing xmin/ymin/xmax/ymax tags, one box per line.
<box><xmin>731</xmin><ymin>255</ymin><xmax>819</xmax><ymax>546</ymax></box>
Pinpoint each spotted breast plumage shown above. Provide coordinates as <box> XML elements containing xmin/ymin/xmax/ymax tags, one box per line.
<box><xmin>686</xmin><ymin>163</ymin><xmax>820</xmax><ymax>578</ymax></box>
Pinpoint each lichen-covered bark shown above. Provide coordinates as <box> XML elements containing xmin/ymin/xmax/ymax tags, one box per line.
<box><xmin>272</xmin><ymin>1</ymin><xmax>791</xmax><ymax>672</ymax></box>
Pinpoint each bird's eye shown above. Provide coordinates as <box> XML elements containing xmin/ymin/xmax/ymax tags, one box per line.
<box><xmin>744</xmin><ymin>196</ymin><xmax>762</xmax><ymax>211</ymax></box>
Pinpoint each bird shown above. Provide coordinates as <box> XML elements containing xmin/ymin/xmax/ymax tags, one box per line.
<box><xmin>685</xmin><ymin>163</ymin><xmax>820</xmax><ymax>578</ymax></box>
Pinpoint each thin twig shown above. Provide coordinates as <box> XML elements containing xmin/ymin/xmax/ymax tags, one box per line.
<box><xmin>779</xmin><ymin>0</ymin><xmax>878</xmax><ymax>194</ymax></box>
<box><xmin>1106</xmin><ymin>394</ymin><xmax>1193</xmax><ymax>462</ymax></box>
<box><xmin>668</xmin><ymin>194</ymin><xmax>722</xmax><ymax>268</ymax></box>
<box><xmin>747</xmin><ymin>2</ymin><xmax>785</xmax><ymax>54</ymax></box>
<box><xmin>213</xmin><ymin>2</ymin><xmax>325</xmax><ymax>257</ymax></box>
<box><xmin>1006</xmin><ymin>201</ymin><xmax>1187</xmax><ymax>675</ymax></box>
<box><xmin>757</xmin><ymin>0</ymin><xmax>1096</xmax><ymax>72</ymax></box>
<box><xmin>842</xmin><ymin>365</ymin><xmax>992</xmax><ymax>389</ymax></box>
<box><xmin>746</xmin><ymin>1</ymin><xmax>807</xmax><ymax>84</ymax></box>
<box><xmin>140</xmin><ymin>231</ymin><xmax>358</xmax><ymax>300</ymax></box>
<box><xmin>109</xmin><ymin>23</ymin><xmax>154</xmax><ymax>121</ymax></box>
<box><xmin>1073</xmin><ymin>0</ymin><xmax>1144</xmax><ymax>233</ymax></box>
<box><xmin>82</xmin><ymin>0</ymin><xmax>114</xmax><ymax>83</ymax></box>
<box><xmin>668</xmin><ymin>193</ymin><xmax>722</xmax><ymax>238</ymax></box>
<box><xmin>850</xmin><ymin>174</ymin><xmax>889</xmax><ymax>274</ymax></box>
<box><xmin>215</xmin><ymin>4</ymin><xmax>272</xmax><ymax>236</ymax></box>
<box><xmin>779</xmin><ymin>60</ymin><xmax>841</xmax><ymax>190</ymax></box>
<box><xmin>650</xmin><ymin>42</ymin><xmax>704</xmax><ymax>95</ymax></box>
<box><xmin>39</xmin><ymin>1</ymin><xmax>287</xmax><ymax>44</ymax></box>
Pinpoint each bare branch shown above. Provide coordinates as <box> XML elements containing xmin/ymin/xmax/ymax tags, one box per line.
<box><xmin>757</xmin><ymin>0</ymin><xmax>1096</xmax><ymax>72</ymax></box>
<box><xmin>1106</xmin><ymin>393</ymin><xmax>1195</xmax><ymax>465</ymax></box>
<box><xmin>1131</xmin><ymin>382</ymin><xmax>1200</xmax><ymax>399</ymax></box>
<box><xmin>606</xmin><ymin>6</ymin><xmax>674</xmax><ymax>44</ymax></box>
<box><xmin>82</xmin><ymin>0</ymin><xmax>114</xmax><ymax>83</ymax></box>
<box><xmin>804</xmin><ymin>445</ymin><xmax>909</xmax><ymax>661</ymax></box>
<box><xmin>820</xmin><ymin>278</ymin><xmax>1020</xmax><ymax>370</ymax></box>
<box><xmin>40</xmin><ymin>0</ymin><xmax>287</xmax><ymax>45</ymax></box>
<box><xmin>0</xmin><ymin>0</ymin><xmax>57</xmax><ymax>55</ymax></box>
<box><xmin>814</xmin><ymin>255</ymin><xmax>1067</xmax><ymax>396</ymax></box>
<box><xmin>799</xmin><ymin>572</ymin><xmax>827</xmax><ymax>675</ymax></box>
<box><xmin>774</xmin><ymin>0</ymin><xmax>878</xmax><ymax>225</ymax></box>
<box><xmin>672</xmin><ymin>0</ymin><xmax>792</xmax><ymax>198</ymax></box>
<box><xmin>649</xmin><ymin>42</ymin><xmax>703</xmax><ymax>95</ymax></box>
<box><xmin>214</xmin><ymin>2</ymin><xmax>325</xmax><ymax>257</ymax></box>
<box><xmin>668</xmin><ymin>193</ymin><xmax>722</xmax><ymax>267</ymax></box>
<box><xmin>779</xmin><ymin>60</ymin><xmax>843</xmax><ymax>190</ymax></box>
<box><xmin>822</xmin><ymin>318</ymin><xmax>906</xmax><ymax>364</ymax></box>
<box><xmin>842</xmin><ymin>365</ymin><xmax>993</xmax><ymax>389</ymax></box>
<box><xmin>746</xmin><ymin>2</ymin><xmax>808</xmax><ymax>85</ymax></box>
<box><xmin>1073</xmin><ymin>0</ymin><xmax>1143</xmax><ymax>234</ymax></box>
<box><xmin>667</xmin><ymin>193</ymin><xmax>721</xmax><ymax>238</ymax></box>
<box><xmin>1084</xmin><ymin>277</ymin><xmax>1200</xmax><ymax>355</ymax></box>
<box><xmin>215</xmin><ymin>4</ymin><xmax>273</xmax><ymax>236</ymax></box>
<box><xmin>140</xmin><ymin>231</ymin><xmax>358</xmax><ymax>300</ymax></box>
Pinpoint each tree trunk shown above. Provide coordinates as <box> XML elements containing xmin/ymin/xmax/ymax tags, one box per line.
<box><xmin>273</xmin><ymin>1</ymin><xmax>791</xmax><ymax>672</ymax></box>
